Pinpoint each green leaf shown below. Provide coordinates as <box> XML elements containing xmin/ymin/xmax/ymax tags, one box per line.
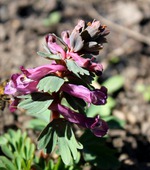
<box><xmin>0</xmin><ymin>156</ymin><xmax>17</xmax><ymax>170</ymax></box>
<box><xmin>24</xmin><ymin>137</ymin><xmax>34</xmax><ymax>160</ymax></box>
<box><xmin>28</xmin><ymin>119</ymin><xmax>48</xmax><ymax>131</ymax></box>
<box><xmin>102</xmin><ymin>75</ymin><xmax>124</xmax><ymax>94</ymax></box>
<box><xmin>57</xmin><ymin>120</ymin><xmax>82</xmax><ymax>165</ymax></box>
<box><xmin>80</xmin><ymin>131</ymin><xmax>120</xmax><ymax>170</ymax></box>
<box><xmin>58</xmin><ymin>137</ymin><xmax>72</xmax><ymax>165</ymax></box>
<box><xmin>0</xmin><ymin>167</ymin><xmax>7</xmax><ymax>170</ymax></box>
<box><xmin>14</xmin><ymin>156</ymin><xmax>22</xmax><ymax>170</ymax></box>
<box><xmin>18</xmin><ymin>93</ymin><xmax>53</xmax><ymax>116</ymax></box>
<box><xmin>0</xmin><ymin>136</ymin><xmax>8</xmax><ymax>145</ymax></box>
<box><xmin>29</xmin><ymin>143</ymin><xmax>35</xmax><ymax>159</ymax></box>
<box><xmin>37</xmin><ymin>52</ymin><xmax>61</xmax><ymax>60</ymax></box>
<box><xmin>38</xmin><ymin>119</ymin><xmax>83</xmax><ymax>166</ymax></box>
<box><xmin>37</xmin><ymin>76</ymin><xmax>65</xmax><ymax>93</ymax></box>
<box><xmin>29</xmin><ymin>109</ymin><xmax>50</xmax><ymax>122</ymax></box>
<box><xmin>37</xmin><ymin>123</ymin><xmax>54</xmax><ymax>150</ymax></box>
<box><xmin>0</xmin><ymin>130</ymin><xmax>36</xmax><ymax>170</ymax></box>
<box><xmin>1</xmin><ymin>145</ymin><xmax>14</xmax><ymax>159</ymax></box>
<box><xmin>50</xmin><ymin>130</ymin><xmax>58</xmax><ymax>153</ymax></box>
<box><xmin>66</xmin><ymin>128</ymin><xmax>77</xmax><ymax>160</ymax></box>
<box><xmin>38</xmin><ymin>122</ymin><xmax>58</xmax><ymax>154</ymax></box>
<box><xmin>65</xmin><ymin>127</ymin><xmax>82</xmax><ymax>161</ymax></box>
<box><xmin>43</xmin><ymin>11</ymin><xmax>61</xmax><ymax>27</ymax></box>
<box><xmin>67</xmin><ymin>127</ymin><xmax>83</xmax><ymax>150</ymax></box>
<box><xmin>66</xmin><ymin>59</ymin><xmax>89</xmax><ymax>77</ymax></box>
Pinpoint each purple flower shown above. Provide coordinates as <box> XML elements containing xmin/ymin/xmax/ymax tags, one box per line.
<box><xmin>67</xmin><ymin>51</ymin><xmax>91</xmax><ymax>67</ymax></box>
<box><xmin>5</xmin><ymin>73</ymin><xmax>38</xmax><ymax>96</ymax></box>
<box><xmin>61</xmin><ymin>83</ymin><xmax>107</xmax><ymax>105</ymax></box>
<box><xmin>46</xmin><ymin>34</ymin><xmax>66</xmax><ymax>59</ymax></box>
<box><xmin>46</xmin><ymin>33</ymin><xmax>104</xmax><ymax>76</ymax></box>
<box><xmin>45</xmin><ymin>20</ymin><xmax>109</xmax><ymax>76</ymax></box>
<box><xmin>5</xmin><ymin>73</ymin><xmax>38</xmax><ymax>112</ymax></box>
<box><xmin>67</xmin><ymin>52</ymin><xmax>103</xmax><ymax>75</ymax></box>
<box><xmin>50</xmin><ymin>103</ymin><xmax>108</xmax><ymax>137</ymax></box>
<box><xmin>20</xmin><ymin>64</ymin><xmax>67</xmax><ymax>80</ymax></box>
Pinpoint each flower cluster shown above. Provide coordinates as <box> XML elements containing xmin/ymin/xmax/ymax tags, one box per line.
<box><xmin>5</xmin><ymin>20</ymin><xmax>109</xmax><ymax>137</ymax></box>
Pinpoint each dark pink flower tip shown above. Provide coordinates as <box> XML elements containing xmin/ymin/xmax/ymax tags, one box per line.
<box><xmin>61</xmin><ymin>84</ymin><xmax>107</xmax><ymax>105</ymax></box>
<box><xmin>20</xmin><ymin>64</ymin><xmax>66</xmax><ymax>80</ymax></box>
<box><xmin>91</xmin><ymin>86</ymin><xmax>107</xmax><ymax>105</ymax></box>
<box><xmin>88</xmin><ymin>61</ymin><xmax>103</xmax><ymax>76</ymax></box>
<box><xmin>61</xmin><ymin>31</ymin><xmax>71</xmax><ymax>48</ymax></box>
<box><xmin>89</xmin><ymin>115</ymin><xmax>109</xmax><ymax>137</ymax></box>
<box><xmin>45</xmin><ymin>34</ymin><xmax>66</xmax><ymax>59</ymax></box>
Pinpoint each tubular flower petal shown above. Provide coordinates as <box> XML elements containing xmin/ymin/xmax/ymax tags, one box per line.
<box><xmin>68</xmin><ymin>52</ymin><xmax>103</xmax><ymax>75</ymax></box>
<box><xmin>61</xmin><ymin>83</ymin><xmax>107</xmax><ymax>105</ymax></box>
<box><xmin>50</xmin><ymin>103</ymin><xmax>108</xmax><ymax>137</ymax></box>
<box><xmin>20</xmin><ymin>64</ymin><xmax>66</xmax><ymax>80</ymax></box>
<box><xmin>67</xmin><ymin>51</ymin><xmax>91</xmax><ymax>67</ymax></box>
<box><xmin>46</xmin><ymin>34</ymin><xmax>66</xmax><ymax>59</ymax></box>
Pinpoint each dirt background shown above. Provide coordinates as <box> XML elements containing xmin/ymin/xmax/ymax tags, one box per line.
<box><xmin>0</xmin><ymin>0</ymin><xmax>150</xmax><ymax>170</ymax></box>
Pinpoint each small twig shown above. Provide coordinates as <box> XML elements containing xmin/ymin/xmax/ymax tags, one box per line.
<box><xmin>85</xmin><ymin>4</ymin><xmax>150</xmax><ymax>46</ymax></box>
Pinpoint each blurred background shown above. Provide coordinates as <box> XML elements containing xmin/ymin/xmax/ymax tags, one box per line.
<box><xmin>0</xmin><ymin>0</ymin><xmax>150</xmax><ymax>170</ymax></box>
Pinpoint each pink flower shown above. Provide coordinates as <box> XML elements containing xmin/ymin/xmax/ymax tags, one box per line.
<box><xmin>67</xmin><ymin>52</ymin><xmax>103</xmax><ymax>75</ymax></box>
<box><xmin>5</xmin><ymin>73</ymin><xmax>38</xmax><ymax>112</ymax></box>
<box><xmin>61</xmin><ymin>84</ymin><xmax>107</xmax><ymax>105</ymax></box>
<box><xmin>20</xmin><ymin>64</ymin><xmax>67</xmax><ymax>80</ymax></box>
<box><xmin>50</xmin><ymin>103</ymin><xmax>108</xmax><ymax>137</ymax></box>
<box><xmin>46</xmin><ymin>29</ymin><xmax>104</xmax><ymax>76</ymax></box>
<box><xmin>88</xmin><ymin>59</ymin><xmax>103</xmax><ymax>76</ymax></box>
<box><xmin>46</xmin><ymin>34</ymin><xmax>66</xmax><ymax>59</ymax></box>
<box><xmin>5</xmin><ymin>74</ymin><xmax>38</xmax><ymax>96</ymax></box>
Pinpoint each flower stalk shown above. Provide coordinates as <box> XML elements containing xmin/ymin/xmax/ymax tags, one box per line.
<box><xmin>5</xmin><ymin>19</ymin><xmax>110</xmax><ymax>164</ymax></box>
